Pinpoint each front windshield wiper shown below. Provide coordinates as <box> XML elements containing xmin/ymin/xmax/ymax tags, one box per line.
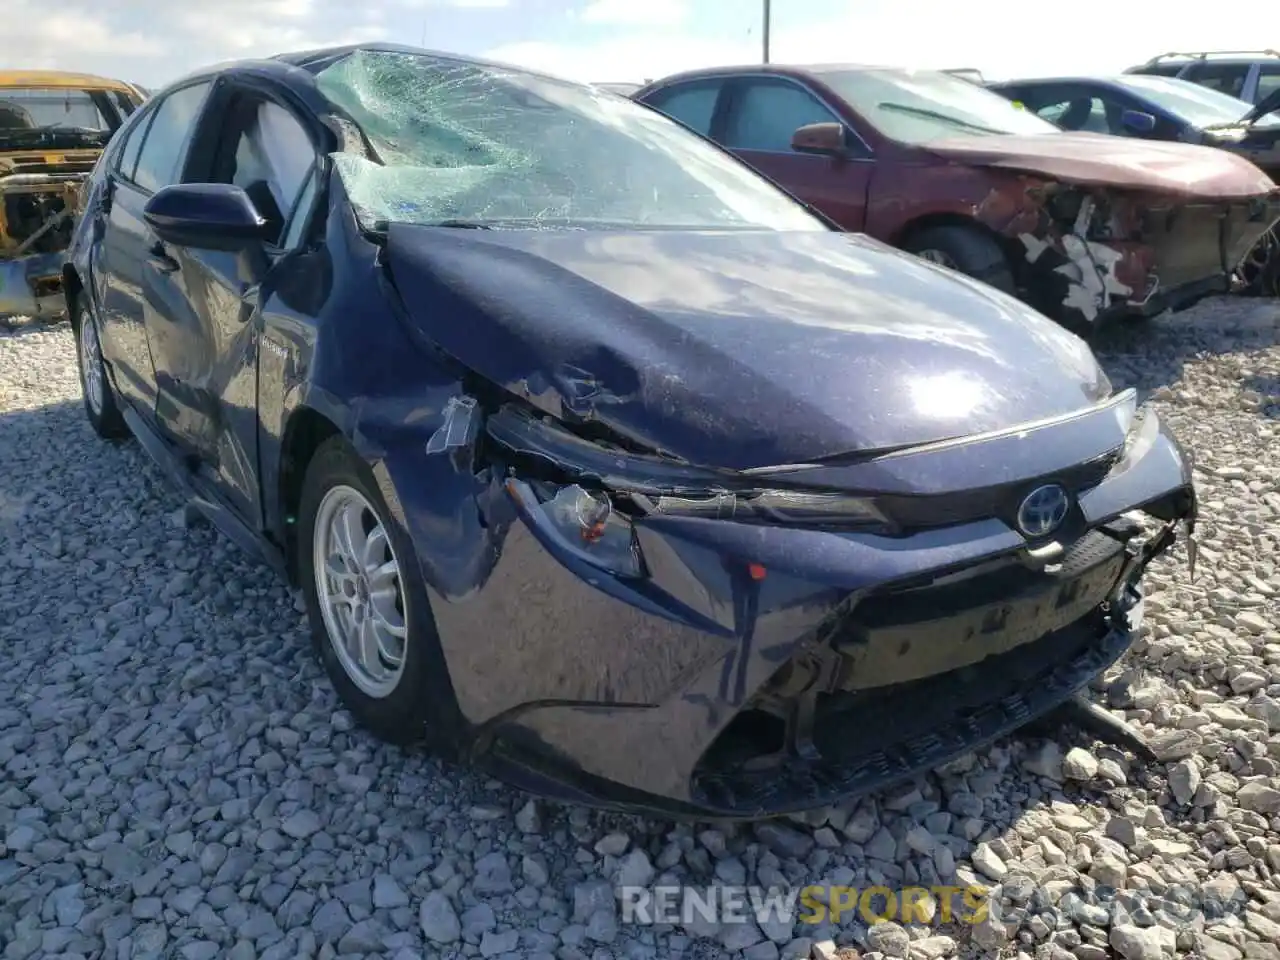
<box><xmin>876</xmin><ymin>102</ymin><xmax>1009</xmax><ymax>135</ymax></box>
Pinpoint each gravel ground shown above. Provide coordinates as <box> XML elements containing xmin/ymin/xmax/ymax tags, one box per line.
<box><xmin>1</xmin><ymin>297</ymin><xmax>1278</xmax><ymax>960</ymax></box>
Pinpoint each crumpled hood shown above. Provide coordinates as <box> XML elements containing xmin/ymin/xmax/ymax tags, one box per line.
<box><xmin>386</xmin><ymin>225</ymin><xmax>1113</xmax><ymax>471</ymax></box>
<box><xmin>924</xmin><ymin>131</ymin><xmax>1279</xmax><ymax>198</ymax></box>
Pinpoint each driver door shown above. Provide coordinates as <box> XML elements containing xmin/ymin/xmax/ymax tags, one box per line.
<box><xmin>155</xmin><ymin>88</ymin><xmax>319</xmax><ymax>524</ymax></box>
<box><xmin>718</xmin><ymin>77</ymin><xmax>872</xmax><ymax>231</ymax></box>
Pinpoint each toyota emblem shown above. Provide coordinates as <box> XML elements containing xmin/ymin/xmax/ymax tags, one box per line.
<box><xmin>1016</xmin><ymin>484</ymin><xmax>1070</xmax><ymax>538</ymax></box>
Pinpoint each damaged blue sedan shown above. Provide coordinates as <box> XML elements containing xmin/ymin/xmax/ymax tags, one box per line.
<box><xmin>65</xmin><ymin>43</ymin><xmax>1197</xmax><ymax>818</ymax></box>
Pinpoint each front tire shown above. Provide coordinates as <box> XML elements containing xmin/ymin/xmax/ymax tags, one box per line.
<box><xmin>903</xmin><ymin>224</ymin><xmax>1017</xmax><ymax>296</ymax></box>
<box><xmin>72</xmin><ymin>298</ymin><xmax>128</xmax><ymax>440</ymax></box>
<box><xmin>297</xmin><ymin>436</ymin><xmax>456</xmax><ymax>748</ymax></box>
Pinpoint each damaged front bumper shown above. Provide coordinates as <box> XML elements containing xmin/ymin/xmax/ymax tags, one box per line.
<box><xmin>382</xmin><ymin>390</ymin><xmax>1195</xmax><ymax>819</ymax></box>
<box><xmin>1018</xmin><ymin>188</ymin><xmax>1280</xmax><ymax>330</ymax></box>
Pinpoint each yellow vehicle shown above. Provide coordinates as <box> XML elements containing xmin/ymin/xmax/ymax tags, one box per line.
<box><xmin>0</xmin><ymin>70</ymin><xmax>145</xmax><ymax>321</ymax></box>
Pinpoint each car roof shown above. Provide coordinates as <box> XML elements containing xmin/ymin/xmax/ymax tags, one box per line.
<box><xmin>641</xmin><ymin>62</ymin><xmax>918</xmax><ymax>86</ymax></box>
<box><xmin>152</xmin><ymin>43</ymin><xmax>590</xmax><ymax>110</ymax></box>
<box><xmin>991</xmin><ymin>76</ymin><xmax>1138</xmax><ymax>86</ymax></box>
<box><xmin>0</xmin><ymin>69</ymin><xmax>138</xmax><ymax>94</ymax></box>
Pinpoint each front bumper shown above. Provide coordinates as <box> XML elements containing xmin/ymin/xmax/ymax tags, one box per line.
<box><xmin>387</xmin><ymin>401</ymin><xmax>1194</xmax><ymax>819</ymax></box>
<box><xmin>1025</xmin><ymin>194</ymin><xmax>1280</xmax><ymax>329</ymax></box>
<box><xmin>0</xmin><ymin>251</ymin><xmax>65</xmax><ymax>319</ymax></box>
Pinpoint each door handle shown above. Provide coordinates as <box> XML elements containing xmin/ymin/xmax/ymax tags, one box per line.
<box><xmin>148</xmin><ymin>241</ymin><xmax>179</xmax><ymax>274</ymax></box>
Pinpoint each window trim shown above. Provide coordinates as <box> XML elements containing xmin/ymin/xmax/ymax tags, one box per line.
<box><xmin>191</xmin><ymin>80</ymin><xmax>325</xmax><ymax>255</ymax></box>
<box><xmin>119</xmin><ymin>78</ymin><xmax>216</xmax><ymax>195</ymax></box>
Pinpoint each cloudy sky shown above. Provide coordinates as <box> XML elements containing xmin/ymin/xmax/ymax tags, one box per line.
<box><xmin>0</xmin><ymin>0</ymin><xmax>1260</xmax><ymax>89</ymax></box>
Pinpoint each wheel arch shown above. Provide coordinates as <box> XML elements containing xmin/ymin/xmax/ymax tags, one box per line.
<box><xmin>893</xmin><ymin>211</ymin><xmax>1016</xmax><ymax>259</ymax></box>
<box><xmin>277</xmin><ymin>404</ymin><xmax>343</xmax><ymax>584</ymax></box>
<box><xmin>62</xmin><ymin>265</ymin><xmax>84</xmax><ymax>320</ymax></box>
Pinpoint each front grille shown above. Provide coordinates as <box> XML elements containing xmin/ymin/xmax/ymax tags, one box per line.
<box><xmin>874</xmin><ymin>456</ymin><xmax>1117</xmax><ymax>531</ymax></box>
<box><xmin>691</xmin><ymin>609</ymin><xmax>1132</xmax><ymax>815</ymax></box>
<box><xmin>690</xmin><ymin>526</ymin><xmax>1136</xmax><ymax>815</ymax></box>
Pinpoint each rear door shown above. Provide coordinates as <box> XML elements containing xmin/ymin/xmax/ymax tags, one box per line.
<box><xmin>718</xmin><ymin>76</ymin><xmax>873</xmax><ymax>231</ymax></box>
<box><xmin>95</xmin><ymin>81</ymin><xmax>212</xmax><ymax>413</ymax></box>
<box><xmin>160</xmin><ymin>84</ymin><xmax>321</xmax><ymax>524</ymax></box>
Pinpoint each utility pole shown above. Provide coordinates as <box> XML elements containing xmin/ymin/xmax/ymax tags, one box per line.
<box><xmin>762</xmin><ymin>0</ymin><xmax>771</xmax><ymax>63</ymax></box>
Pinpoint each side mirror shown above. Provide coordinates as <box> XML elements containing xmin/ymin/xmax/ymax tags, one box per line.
<box><xmin>791</xmin><ymin>121</ymin><xmax>849</xmax><ymax>156</ymax></box>
<box><xmin>143</xmin><ymin>183</ymin><xmax>269</xmax><ymax>251</ymax></box>
<box><xmin>1119</xmin><ymin>109</ymin><xmax>1157</xmax><ymax>135</ymax></box>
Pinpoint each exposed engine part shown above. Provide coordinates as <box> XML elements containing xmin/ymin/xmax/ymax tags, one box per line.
<box><xmin>3</xmin><ymin>192</ymin><xmax>73</xmax><ymax>256</ymax></box>
<box><xmin>1046</xmin><ymin>692</ymin><xmax>1159</xmax><ymax>762</ymax></box>
<box><xmin>1239</xmin><ymin>227</ymin><xmax>1280</xmax><ymax>296</ymax></box>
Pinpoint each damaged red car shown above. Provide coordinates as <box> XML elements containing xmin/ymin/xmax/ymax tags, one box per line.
<box><xmin>68</xmin><ymin>44</ymin><xmax>1196</xmax><ymax>819</ymax></box>
<box><xmin>634</xmin><ymin>65</ymin><xmax>1280</xmax><ymax>333</ymax></box>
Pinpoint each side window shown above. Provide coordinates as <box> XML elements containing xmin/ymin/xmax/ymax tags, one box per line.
<box><xmin>133</xmin><ymin>81</ymin><xmax>213</xmax><ymax>193</ymax></box>
<box><xmin>1035</xmin><ymin>100</ymin><xmax>1071</xmax><ymax>124</ymax></box>
<box><xmin>224</xmin><ymin>100</ymin><xmax>318</xmax><ymax>247</ymax></box>
<box><xmin>1256</xmin><ymin>65</ymin><xmax>1280</xmax><ymax>103</ymax></box>
<box><xmin>1184</xmin><ymin>62</ymin><xmax>1250</xmax><ymax>99</ymax></box>
<box><xmin>115</xmin><ymin>111</ymin><xmax>151</xmax><ymax>180</ymax></box>
<box><xmin>1042</xmin><ymin>97</ymin><xmax>1110</xmax><ymax>133</ymax></box>
<box><xmin>645</xmin><ymin>83</ymin><xmax>721</xmax><ymax>137</ymax></box>
<box><xmin>724</xmin><ymin>80</ymin><xmax>841</xmax><ymax>153</ymax></box>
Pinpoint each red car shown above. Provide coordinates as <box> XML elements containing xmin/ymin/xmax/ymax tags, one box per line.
<box><xmin>634</xmin><ymin>65</ymin><xmax>1280</xmax><ymax>333</ymax></box>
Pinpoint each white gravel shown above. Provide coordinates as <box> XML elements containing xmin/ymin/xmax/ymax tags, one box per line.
<box><xmin>1</xmin><ymin>297</ymin><xmax>1278</xmax><ymax>960</ymax></box>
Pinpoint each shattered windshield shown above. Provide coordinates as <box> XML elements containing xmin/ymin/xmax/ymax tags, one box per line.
<box><xmin>1115</xmin><ymin>75</ymin><xmax>1280</xmax><ymax>128</ymax></box>
<box><xmin>0</xmin><ymin>88</ymin><xmax>116</xmax><ymax>138</ymax></box>
<box><xmin>815</xmin><ymin>68</ymin><xmax>1060</xmax><ymax>144</ymax></box>
<box><xmin>314</xmin><ymin>49</ymin><xmax>826</xmax><ymax>231</ymax></box>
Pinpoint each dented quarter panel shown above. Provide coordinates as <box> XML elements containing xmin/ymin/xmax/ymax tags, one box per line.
<box><xmin>865</xmin><ymin>160</ymin><xmax>1047</xmax><ymax>242</ymax></box>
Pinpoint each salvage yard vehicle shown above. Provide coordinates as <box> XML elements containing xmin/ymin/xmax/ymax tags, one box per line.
<box><xmin>67</xmin><ymin>43</ymin><xmax>1197</xmax><ymax>818</ymax></box>
<box><xmin>989</xmin><ymin>74</ymin><xmax>1280</xmax><ymax>296</ymax></box>
<box><xmin>633</xmin><ymin>65</ymin><xmax>1280</xmax><ymax>335</ymax></box>
<box><xmin>0</xmin><ymin>70</ymin><xmax>144</xmax><ymax>322</ymax></box>
<box><xmin>1125</xmin><ymin>51</ymin><xmax>1280</xmax><ymax>107</ymax></box>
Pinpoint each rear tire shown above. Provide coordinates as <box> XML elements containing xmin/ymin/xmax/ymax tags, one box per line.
<box><xmin>72</xmin><ymin>297</ymin><xmax>128</xmax><ymax>440</ymax></box>
<box><xmin>297</xmin><ymin>435</ymin><xmax>459</xmax><ymax>749</ymax></box>
<box><xmin>903</xmin><ymin>224</ymin><xmax>1017</xmax><ymax>296</ymax></box>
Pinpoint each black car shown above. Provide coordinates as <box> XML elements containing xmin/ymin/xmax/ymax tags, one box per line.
<box><xmin>990</xmin><ymin>74</ymin><xmax>1280</xmax><ymax>294</ymax></box>
<box><xmin>65</xmin><ymin>43</ymin><xmax>1196</xmax><ymax>818</ymax></box>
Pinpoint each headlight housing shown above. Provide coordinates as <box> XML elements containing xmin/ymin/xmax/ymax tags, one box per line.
<box><xmin>510</xmin><ymin>480</ymin><xmax>644</xmax><ymax>578</ymax></box>
<box><xmin>507</xmin><ymin>480</ymin><xmax>890</xmax><ymax>581</ymax></box>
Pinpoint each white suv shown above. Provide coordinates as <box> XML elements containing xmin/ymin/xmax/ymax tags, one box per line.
<box><xmin>1126</xmin><ymin>50</ymin><xmax>1280</xmax><ymax>106</ymax></box>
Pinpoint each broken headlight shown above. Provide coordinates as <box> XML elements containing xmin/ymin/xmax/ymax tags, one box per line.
<box><xmin>511</xmin><ymin>480</ymin><xmax>644</xmax><ymax>578</ymax></box>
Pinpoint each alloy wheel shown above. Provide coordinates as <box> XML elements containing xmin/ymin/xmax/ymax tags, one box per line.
<box><xmin>78</xmin><ymin>311</ymin><xmax>105</xmax><ymax>416</ymax></box>
<box><xmin>312</xmin><ymin>484</ymin><xmax>408</xmax><ymax>698</ymax></box>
